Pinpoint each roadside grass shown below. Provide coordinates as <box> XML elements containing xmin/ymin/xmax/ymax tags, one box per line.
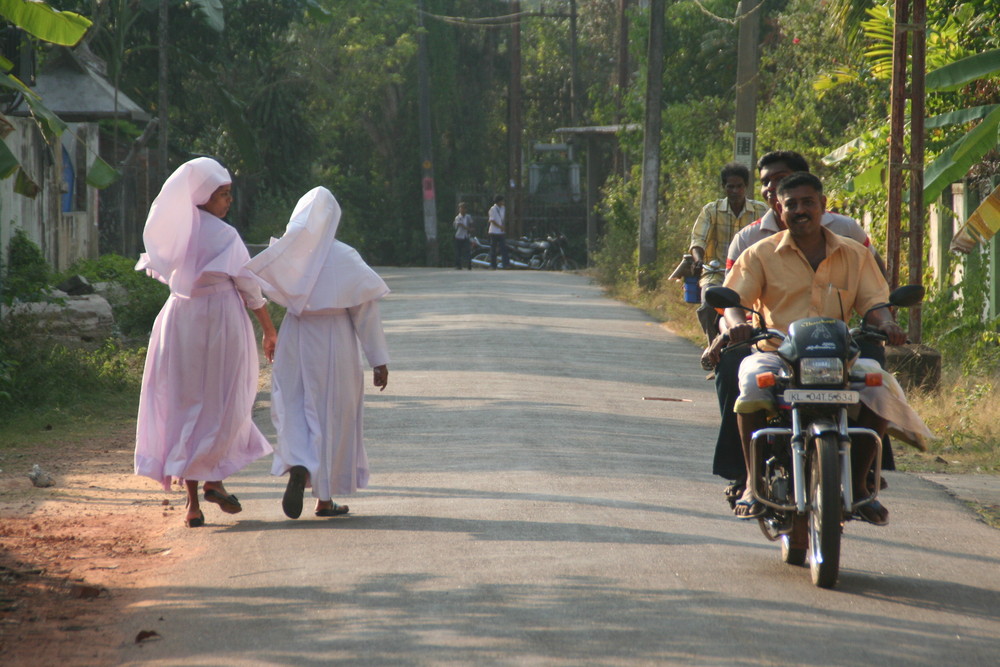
<box><xmin>0</xmin><ymin>393</ymin><xmax>138</xmax><ymax>447</ymax></box>
<box><xmin>0</xmin><ymin>392</ymin><xmax>139</xmax><ymax>482</ymax></box>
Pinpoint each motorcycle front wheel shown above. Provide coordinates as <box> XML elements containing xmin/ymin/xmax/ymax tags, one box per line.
<box><xmin>549</xmin><ymin>256</ymin><xmax>579</xmax><ymax>271</ymax></box>
<box><xmin>808</xmin><ymin>434</ymin><xmax>843</xmax><ymax>588</ymax></box>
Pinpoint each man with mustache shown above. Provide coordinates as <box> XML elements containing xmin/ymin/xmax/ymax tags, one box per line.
<box><xmin>721</xmin><ymin>172</ymin><xmax>930</xmax><ymax>525</ymax></box>
<box><xmin>706</xmin><ymin>151</ymin><xmax>888</xmax><ymax>509</ymax></box>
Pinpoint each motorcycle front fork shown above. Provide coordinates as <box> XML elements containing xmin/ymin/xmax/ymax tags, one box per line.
<box><xmin>750</xmin><ymin>407</ymin><xmax>882</xmax><ymax>516</ymax></box>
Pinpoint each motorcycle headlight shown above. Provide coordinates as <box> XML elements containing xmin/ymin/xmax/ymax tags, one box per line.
<box><xmin>799</xmin><ymin>357</ymin><xmax>844</xmax><ymax>386</ymax></box>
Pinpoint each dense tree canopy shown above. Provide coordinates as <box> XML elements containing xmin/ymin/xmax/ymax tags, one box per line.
<box><xmin>5</xmin><ymin>0</ymin><xmax>997</xmax><ymax>274</ymax></box>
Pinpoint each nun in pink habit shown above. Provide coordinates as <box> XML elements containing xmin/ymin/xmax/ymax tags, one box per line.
<box><xmin>246</xmin><ymin>186</ymin><xmax>390</xmax><ymax>519</ymax></box>
<box><xmin>134</xmin><ymin>157</ymin><xmax>277</xmax><ymax>528</ymax></box>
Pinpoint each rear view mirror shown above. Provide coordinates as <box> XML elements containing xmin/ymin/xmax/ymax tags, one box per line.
<box><xmin>704</xmin><ymin>286</ymin><xmax>743</xmax><ymax>310</ymax></box>
<box><xmin>889</xmin><ymin>285</ymin><xmax>924</xmax><ymax>309</ymax></box>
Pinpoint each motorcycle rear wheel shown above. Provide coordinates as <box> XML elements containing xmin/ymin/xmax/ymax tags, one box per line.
<box><xmin>808</xmin><ymin>434</ymin><xmax>843</xmax><ymax>588</ymax></box>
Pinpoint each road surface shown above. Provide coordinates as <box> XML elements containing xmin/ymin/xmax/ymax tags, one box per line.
<box><xmin>119</xmin><ymin>268</ymin><xmax>1000</xmax><ymax>666</ymax></box>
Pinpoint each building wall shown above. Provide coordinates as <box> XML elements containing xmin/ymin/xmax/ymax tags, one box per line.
<box><xmin>1</xmin><ymin>117</ymin><xmax>99</xmax><ymax>273</ymax></box>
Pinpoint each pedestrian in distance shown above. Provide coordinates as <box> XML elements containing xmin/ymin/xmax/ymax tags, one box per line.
<box><xmin>487</xmin><ymin>195</ymin><xmax>510</xmax><ymax>269</ymax></box>
<box><xmin>454</xmin><ymin>201</ymin><xmax>473</xmax><ymax>270</ymax></box>
<box><xmin>246</xmin><ymin>186</ymin><xmax>390</xmax><ymax>520</ymax></box>
<box><xmin>134</xmin><ymin>157</ymin><xmax>277</xmax><ymax>528</ymax></box>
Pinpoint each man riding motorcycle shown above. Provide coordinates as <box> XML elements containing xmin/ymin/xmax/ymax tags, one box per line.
<box><xmin>721</xmin><ymin>172</ymin><xmax>931</xmax><ymax>525</ymax></box>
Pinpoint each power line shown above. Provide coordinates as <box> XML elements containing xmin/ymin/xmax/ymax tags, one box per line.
<box><xmin>417</xmin><ymin>8</ymin><xmax>571</xmax><ymax>29</ymax></box>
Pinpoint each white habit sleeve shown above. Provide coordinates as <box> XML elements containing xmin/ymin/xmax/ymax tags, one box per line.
<box><xmin>349</xmin><ymin>300</ymin><xmax>390</xmax><ymax>368</ymax></box>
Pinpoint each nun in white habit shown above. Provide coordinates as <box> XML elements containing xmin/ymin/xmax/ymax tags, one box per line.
<box><xmin>134</xmin><ymin>157</ymin><xmax>277</xmax><ymax>528</ymax></box>
<box><xmin>246</xmin><ymin>187</ymin><xmax>390</xmax><ymax>519</ymax></box>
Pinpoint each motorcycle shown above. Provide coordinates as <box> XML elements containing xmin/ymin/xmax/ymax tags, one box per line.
<box><xmin>470</xmin><ymin>233</ymin><xmax>578</xmax><ymax>271</ymax></box>
<box><xmin>704</xmin><ymin>283</ymin><xmax>924</xmax><ymax>588</ymax></box>
<box><xmin>540</xmin><ymin>232</ymin><xmax>578</xmax><ymax>271</ymax></box>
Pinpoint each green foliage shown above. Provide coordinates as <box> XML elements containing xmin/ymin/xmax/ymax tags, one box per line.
<box><xmin>0</xmin><ymin>311</ymin><xmax>143</xmax><ymax>412</ymax></box>
<box><xmin>58</xmin><ymin>254</ymin><xmax>168</xmax><ymax>339</ymax></box>
<box><xmin>922</xmin><ymin>269</ymin><xmax>1000</xmax><ymax>376</ymax></box>
<box><xmin>593</xmin><ymin>173</ymin><xmax>640</xmax><ymax>285</ymax></box>
<box><xmin>2</xmin><ymin>228</ymin><xmax>52</xmax><ymax>304</ymax></box>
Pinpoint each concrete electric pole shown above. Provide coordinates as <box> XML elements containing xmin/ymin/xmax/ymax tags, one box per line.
<box><xmin>637</xmin><ymin>0</ymin><xmax>664</xmax><ymax>288</ymax></box>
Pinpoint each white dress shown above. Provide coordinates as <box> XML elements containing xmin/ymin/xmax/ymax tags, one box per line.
<box><xmin>270</xmin><ymin>299</ymin><xmax>389</xmax><ymax>498</ymax></box>
<box><xmin>246</xmin><ymin>186</ymin><xmax>390</xmax><ymax>500</ymax></box>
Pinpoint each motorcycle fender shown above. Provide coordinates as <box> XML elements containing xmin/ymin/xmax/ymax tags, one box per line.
<box><xmin>806</xmin><ymin>418</ymin><xmax>839</xmax><ymax>439</ymax></box>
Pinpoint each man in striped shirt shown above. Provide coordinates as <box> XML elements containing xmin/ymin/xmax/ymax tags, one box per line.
<box><xmin>689</xmin><ymin>162</ymin><xmax>769</xmax><ymax>340</ymax></box>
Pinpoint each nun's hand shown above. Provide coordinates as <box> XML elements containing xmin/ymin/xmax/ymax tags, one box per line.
<box><xmin>373</xmin><ymin>365</ymin><xmax>388</xmax><ymax>391</ymax></box>
<box><xmin>262</xmin><ymin>331</ymin><xmax>276</xmax><ymax>363</ymax></box>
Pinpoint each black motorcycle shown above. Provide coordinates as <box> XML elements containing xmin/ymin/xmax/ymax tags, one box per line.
<box><xmin>704</xmin><ymin>283</ymin><xmax>924</xmax><ymax>588</ymax></box>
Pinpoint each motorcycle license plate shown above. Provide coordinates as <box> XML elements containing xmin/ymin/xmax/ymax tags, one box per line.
<box><xmin>782</xmin><ymin>389</ymin><xmax>860</xmax><ymax>404</ymax></box>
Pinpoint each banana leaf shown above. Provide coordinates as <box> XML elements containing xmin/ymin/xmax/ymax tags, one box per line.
<box><xmin>0</xmin><ymin>73</ymin><xmax>66</xmax><ymax>139</ymax></box>
<box><xmin>85</xmin><ymin>155</ymin><xmax>121</xmax><ymax>189</ymax></box>
<box><xmin>0</xmin><ymin>0</ymin><xmax>92</xmax><ymax>46</ymax></box>
<box><xmin>926</xmin><ymin>105</ymin><xmax>999</xmax><ymax>129</ymax></box>
<box><xmin>924</xmin><ymin>105</ymin><xmax>1000</xmax><ymax>204</ymax></box>
<box><xmin>0</xmin><ymin>138</ymin><xmax>18</xmax><ymax>179</ymax></box>
<box><xmin>926</xmin><ymin>49</ymin><xmax>1000</xmax><ymax>92</ymax></box>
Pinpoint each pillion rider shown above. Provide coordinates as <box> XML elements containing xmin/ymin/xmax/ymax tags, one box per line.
<box><xmin>704</xmin><ymin>150</ymin><xmax>890</xmax><ymax>509</ymax></box>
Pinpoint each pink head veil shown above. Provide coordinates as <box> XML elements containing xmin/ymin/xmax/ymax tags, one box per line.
<box><xmin>246</xmin><ymin>186</ymin><xmax>388</xmax><ymax>315</ymax></box>
<box><xmin>135</xmin><ymin>157</ymin><xmax>231</xmax><ymax>295</ymax></box>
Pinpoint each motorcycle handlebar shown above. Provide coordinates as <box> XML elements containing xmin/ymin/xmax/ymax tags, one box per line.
<box><xmin>719</xmin><ymin>329</ymin><xmax>784</xmax><ymax>355</ymax></box>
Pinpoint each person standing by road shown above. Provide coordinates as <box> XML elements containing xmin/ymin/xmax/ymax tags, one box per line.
<box><xmin>689</xmin><ymin>163</ymin><xmax>769</xmax><ymax>340</ymax></box>
<box><xmin>488</xmin><ymin>195</ymin><xmax>510</xmax><ymax>270</ymax></box>
<box><xmin>134</xmin><ymin>157</ymin><xmax>277</xmax><ymax>528</ymax></box>
<box><xmin>453</xmin><ymin>202</ymin><xmax>473</xmax><ymax>270</ymax></box>
<box><xmin>246</xmin><ymin>186</ymin><xmax>390</xmax><ymax>520</ymax></box>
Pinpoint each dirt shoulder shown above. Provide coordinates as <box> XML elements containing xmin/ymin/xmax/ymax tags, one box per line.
<box><xmin>0</xmin><ymin>424</ymin><xmax>183</xmax><ymax>666</ymax></box>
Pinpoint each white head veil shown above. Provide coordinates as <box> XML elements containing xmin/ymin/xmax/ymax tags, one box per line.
<box><xmin>246</xmin><ymin>186</ymin><xmax>389</xmax><ymax>315</ymax></box>
<box><xmin>135</xmin><ymin>157</ymin><xmax>231</xmax><ymax>296</ymax></box>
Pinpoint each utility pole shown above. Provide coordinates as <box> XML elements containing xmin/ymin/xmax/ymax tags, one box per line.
<box><xmin>614</xmin><ymin>0</ymin><xmax>630</xmax><ymax>179</ymax></box>
<box><xmin>416</xmin><ymin>0</ymin><xmax>439</xmax><ymax>265</ymax></box>
<box><xmin>733</xmin><ymin>0</ymin><xmax>762</xmax><ymax>170</ymax></box>
<box><xmin>637</xmin><ymin>0</ymin><xmax>664</xmax><ymax>288</ymax></box>
<box><xmin>887</xmin><ymin>0</ymin><xmax>926</xmax><ymax>341</ymax></box>
<box><xmin>508</xmin><ymin>0</ymin><xmax>523</xmax><ymax>238</ymax></box>
<box><xmin>569</xmin><ymin>0</ymin><xmax>580</xmax><ymax>125</ymax></box>
<box><xmin>157</xmin><ymin>0</ymin><xmax>168</xmax><ymax>187</ymax></box>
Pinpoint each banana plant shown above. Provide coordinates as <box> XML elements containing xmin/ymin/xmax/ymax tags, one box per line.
<box><xmin>1</xmin><ymin>0</ymin><xmax>122</xmax><ymax>195</ymax></box>
<box><xmin>818</xmin><ymin>2</ymin><xmax>1000</xmax><ymax>206</ymax></box>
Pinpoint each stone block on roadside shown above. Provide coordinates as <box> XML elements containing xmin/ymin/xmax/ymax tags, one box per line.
<box><xmin>886</xmin><ymin>343</ymin><xmax>942</xmax><ymax>392</ymax></box>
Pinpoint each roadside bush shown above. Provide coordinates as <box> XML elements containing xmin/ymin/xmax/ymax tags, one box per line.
<box><xmin>922</xmin><ymin>269</ymin><xmax>1000</xmax><ymax>377</ymax></box>
<box><xmin>0</xmin><ymin>311</ymin><xmax>143</xmax><ymax>412</ymax></box>
<box><xmin>58</xmin><ymin>254</ymin><xmax>168</xmax><ymax>339</ymax></box>
<box><xmin>2</xmin><ymin>228</ymin><xmax>52</xmax><ymax>304</ymax></box>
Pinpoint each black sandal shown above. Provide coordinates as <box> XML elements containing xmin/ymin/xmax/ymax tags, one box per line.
<box><xmin>855</xmin><ymin>500</ymin><xmax>889</xmax><ymax>526</ymax></box>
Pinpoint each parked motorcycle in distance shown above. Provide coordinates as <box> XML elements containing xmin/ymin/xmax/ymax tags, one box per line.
<box><xmin>470</xmin><ymin>233</ymin><xmax>578</xmax><ymax>271</ymax></box>
<box><xmin>704</xmin><ymin>283</ymin><xmax>924</xmax><ymax>588</ymax></box>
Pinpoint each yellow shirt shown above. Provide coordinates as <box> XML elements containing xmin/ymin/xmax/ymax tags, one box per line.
<box><xmin>723</xmin><ymin>226</ymin><xmax>888</xmax><ymax>348</ymax></box>
<box><xmin>690</xmin><ymin>197</ymin><xmax>769</xmax><ymax>285</ymax></box>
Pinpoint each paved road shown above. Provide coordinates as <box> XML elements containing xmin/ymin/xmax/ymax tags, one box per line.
<box><xmin>119</xmin><ymin>268</ymin><xmax>1000</xmax><ymax>666</ymax></box>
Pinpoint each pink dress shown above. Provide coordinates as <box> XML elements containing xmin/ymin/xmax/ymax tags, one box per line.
<box><xmin>134</xmin><ymin>212</ymin><xmax>272</xmax><ymax>490</ymax></box>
